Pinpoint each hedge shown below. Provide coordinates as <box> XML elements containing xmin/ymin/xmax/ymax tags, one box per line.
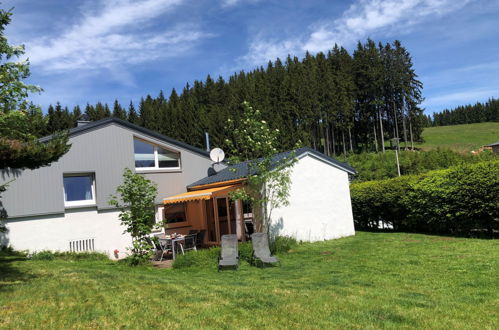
<box><xmin>350</xmin><ymin>160</ymin><xmax>499</xmax><ymax>237</ymax></box>
<box><xmin>339</xmin><ymin>149</ymin><xmax>497</xmax><ymax>182</ymax></box>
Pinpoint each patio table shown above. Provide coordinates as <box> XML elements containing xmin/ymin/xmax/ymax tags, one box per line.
<box><xmin>155</xmin><ymin>234</ymin><xmax>186</xmax><ymax>260</ymax></box>
<box><xmin>171</xmin><ymin>236</ymin><xmax>185</xmax><ymax>260</ymax></box>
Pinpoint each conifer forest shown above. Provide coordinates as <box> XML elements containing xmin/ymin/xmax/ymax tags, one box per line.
<box><xmin>38</xmin><ymin>39</ymin><xmax>496</xmax><ymax>156</ymax></box>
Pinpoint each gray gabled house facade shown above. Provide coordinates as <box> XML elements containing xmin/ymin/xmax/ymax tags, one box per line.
<box><xmin>1</xmin><ymin>118</ymin><xmax>218</xmax><ymax>255</ymax></box>
<box><xmin>1</xmin><ymin>118</ymin><xmax>356</xmax><ymax>257</ymax></box>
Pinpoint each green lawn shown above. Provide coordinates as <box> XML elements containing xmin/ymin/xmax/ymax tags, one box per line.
<box><xmin>416</xmin><ymin>122</ymin><xmax>499</xmax><ymax>152</ymax></box>
<box><xmin>1</xmin><ymin>232</ymin><xmax>498</xmax><ymax>329</ymax></box>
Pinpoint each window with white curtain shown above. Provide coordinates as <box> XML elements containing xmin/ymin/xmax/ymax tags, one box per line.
<box><xmin>63</xmin><ymin>174</ymin><xmax>96</xmax><ymax>207</ymax></box>
<box><xmin>134</xmin><ymin>138</ymin><xmax>180</xmax><ymax>170</ymax></box>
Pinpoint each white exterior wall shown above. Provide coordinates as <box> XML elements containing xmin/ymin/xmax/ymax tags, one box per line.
<box><xmin>3</xmin><ymin>208</ymin><xmax>132</xmax><ymax>258</ymax></box>
<box><xmin>270</xmin><ymin>154</ymin><xmax>355</xmax><ymax>242</ymax></box>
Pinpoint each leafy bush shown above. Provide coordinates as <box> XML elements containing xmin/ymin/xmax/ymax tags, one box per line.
<box><xmin>238</xmin><ymin>241</ymin><xmax>253</xmax><ymax>263</ymax></box>
<box><xmin>350</xmin><ymin>160</ymin><xmax>499</xmax><ymax>236</ymax></box>
<box><xmin>270</xmin><ymin>235</ymin><xmax>298</xmax><ymax>254</ymax></box>
<box><xmin>340</xmin><ymin>149</ymin><xmax>496</xmax><ymax>182</ymax></box>
<box><xmin>351</xmin><ymin>175</ymin><xmax>414</xmax><ymax>230</ymax></box>
<box><xmin>30</xmin><ymin>251</ymin><xmax>109</xmax><ymax>261</ymax></box>
<box><xmin>173</xmin><ymin>247</ymin><xmax>221</xmax><ymax>269</ymax></box>
<box><xmin>407</xmin><ymin>161</ymin><xmax>499</xmax><ymax>236</ymax></box>
<box><xmin>0</xmin><ymin>245</ymin><xmax>27</xmax><ymax>257</ymax></box>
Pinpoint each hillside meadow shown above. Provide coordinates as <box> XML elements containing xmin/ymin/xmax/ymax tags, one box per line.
<box><xmin>416</xmin><ymin>122</ymin><xmax>499</xmax><ymax>152</ymax></box>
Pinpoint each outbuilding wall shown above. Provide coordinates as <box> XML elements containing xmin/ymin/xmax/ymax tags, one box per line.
<box><xmin>270</xmin><ymin>154</ymin><xmax>355</xmax><ymax>242</ymax></box>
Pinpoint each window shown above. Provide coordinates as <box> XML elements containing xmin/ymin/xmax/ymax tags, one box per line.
<box><xmin>63</xmin><ymin>174</ymin><xmax>95</xmax><ymax>207</ymax></box>
<box><xmin>134</xmin><ymin>138</ymin><xmax>180</xmax><ymax>170</ymax></box>
<box><xmin>164</xmin><ymin>203</ymin><xmax>187</xmax><ymax>224</ymax></box>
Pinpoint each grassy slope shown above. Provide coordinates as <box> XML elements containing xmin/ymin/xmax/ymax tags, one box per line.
<box><xmin>1</xmin><ymin>232</ymin><xmax>498</xmax><ymax>329</ymax></box>
<box><xmin>416</xmin><ymin>122</ymin><xmax>499</xmax><ymax>152</ymax></box>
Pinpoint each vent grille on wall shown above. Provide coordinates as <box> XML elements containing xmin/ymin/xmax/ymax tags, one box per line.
<box><xmin>69</xmin><ymin>238</ymin><xmax>95</xmax><ymax>252</ymax></box>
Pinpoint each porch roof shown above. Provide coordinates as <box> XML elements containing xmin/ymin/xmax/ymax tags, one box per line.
<box><xmin>163</xmin><ymin>185</ymin><xmax>240</xmax><ymax>205</ymax></box>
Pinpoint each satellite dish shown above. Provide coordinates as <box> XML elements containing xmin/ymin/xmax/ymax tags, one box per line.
<box><xmin>210</xmin><ymin>148</ymin><xmax>225</xmax><ymax>163</ymax></box>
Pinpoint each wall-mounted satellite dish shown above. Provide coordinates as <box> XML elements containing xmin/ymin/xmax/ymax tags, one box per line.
<box><xmin>210</xmin><ymin>148</ymin><xmax>225</xmax><ymax>163</ymax></box>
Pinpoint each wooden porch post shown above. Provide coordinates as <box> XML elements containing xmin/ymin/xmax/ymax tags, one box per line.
<box><xmin>213</xmin><ymin>198</ymin><xmax>220</xmax><ymax>243</ymax></box>
<box><xmin>238</xmin><ymin>199</ymin><xmax>246</xmax><ymax>242</ymax></box>
<box><xmin>225</xmin><ymin>197</ymin><xmax>231</xmax><ymax>235</ymax></box>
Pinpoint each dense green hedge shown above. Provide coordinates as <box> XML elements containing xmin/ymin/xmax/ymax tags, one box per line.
<box><xmin>350</xmin><ymin>160</ymin><xmax>499</xmax><ymax>236</ymax></box>
<box><xmin>340</xmin><ymin>149</ymin><xmax>496</xmax><ymax>182</ymax></box>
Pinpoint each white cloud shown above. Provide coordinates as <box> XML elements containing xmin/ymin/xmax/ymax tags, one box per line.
<box><xmin>221</xmin><ymin>0</ymin><xmax>240</xmax><ymax>7</ymax></box>
<box><xmin>220</xmin><ymin>0</ymin><xmax>260</xmax><ymax>8</ymax></box>
<box><xmin>242</xmin><ymin>0</ymin><xmax>471</xmax><ymax>66</ymax></box>
<box><xmin>25</xmin><ymin>0</ymin><xmax>212</xmax><ymax>73</ymax></box>
<box><xmin>423</xmin><ymin>88</ymin><xmax>499</xmax><ymax>109</ymax></box>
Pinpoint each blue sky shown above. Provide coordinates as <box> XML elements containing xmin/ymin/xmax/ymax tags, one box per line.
<box><xmin>4</xmin><ymin>0</ymin><xmax>499</xmax><ymax>114</ymax></box>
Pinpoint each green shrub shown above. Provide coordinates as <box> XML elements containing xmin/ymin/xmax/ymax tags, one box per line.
<box><xmin>406</xmin><ymin>161</ymin><xmax>499</xmax><ymax>236</ymax></box>
<box><xmin>270</xmin><ymin>235</ymin><xmax>298</xmax><ymax>254</ymax></box>
<box><xmin>351</xmin><ymin>175</ymin><xmax>414</xmax><ymax>230</ymax></box>
<box><xmin>0</xmin><ymin>246</ymin><xmax>27</xmax><ymax>257</ymax></box>
<box><xmin>30</xmin><ymin>251</ymin><xmax>109</xmax><ymax>261</ymax></box>
<box><xmin>350</xmin><ymin>160</ymin><xmax>499</xmax><ymax>236</ymax></box>
<box><xmin>173</xmin><ymin>247</ymin><xmax>221</xmax><ymax>269</ymax></box>
<box><xmin>340</xmin><ymin>149</ymin><xmax>496</xmax><ymax>182</ymax></box>
<box><xmin>238</xmin><ymin>241</ymin><xmax>253</xmax><ymax>263</ymax></box>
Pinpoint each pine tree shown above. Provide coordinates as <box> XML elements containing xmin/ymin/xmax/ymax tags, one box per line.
<box><xmin>127</xmin><ymin>101</ymin><xmax>139</xmax><ymax>124</ymax></box>
<box><xmin>112</xmin><ymin>99</ymin><xmax>127</xmax><ymax>120</ymax></box>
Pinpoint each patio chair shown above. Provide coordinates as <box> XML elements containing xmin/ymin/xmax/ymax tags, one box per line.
<box><xmin>196</xmin><ymin>230</ymin><xmax>205</xmax><ymax>248</ymax></box>
<box><xmin>157</xmin><ymin>238</ymin><xmax>173</xmax><ymax>262</ymax></box>
<box><xmin>145</xmin><ymin>236</ymin><xmax>162</xmax><ymax>261</ymax></box>
<box><xmin>251</xmin><ymin>233</ymin><xmax>280</xmax><ymax>267</ymax></box>
<box><xmin>218</xmin><ymin>234</ymin><xmax>239</xmax><ymax>271</ymax></box>
<box><xmin>180</xmin><ymin>234</ymin><xmax>197</xmax><ymax>253</ymax></box>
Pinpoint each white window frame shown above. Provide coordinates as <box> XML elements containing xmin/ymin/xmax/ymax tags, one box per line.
<box><xmin>63</xmin><ymin>173</ymin><xmax>96</xmax><ymax>208</ymax></box>
<box><xmin>134</xmin><ymin>137</ymin><xmax>181</xmax><ymax>172</ymax></box>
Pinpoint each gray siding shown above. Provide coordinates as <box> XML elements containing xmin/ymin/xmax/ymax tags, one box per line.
<box><xmin>1</xmin><ymin>123</ymin><xmax>215</xmax><ymax>218</ymax></box>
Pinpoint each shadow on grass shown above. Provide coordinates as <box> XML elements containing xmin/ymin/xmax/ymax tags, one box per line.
<box><xmin>0</xmin><ymin>252</ymin><xmax>37</xmax><ymax>292</ymax></box>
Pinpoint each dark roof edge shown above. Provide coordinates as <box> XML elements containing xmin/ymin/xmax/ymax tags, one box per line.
<box><xmin>39</xmin><ymin>117</ymin><xmax>210</xmax><ymax>159</ymax></box>
<box><xmin>295</xmin><ymin>147</ymin><xmax>356</xmax><ymax>175</ymax></box>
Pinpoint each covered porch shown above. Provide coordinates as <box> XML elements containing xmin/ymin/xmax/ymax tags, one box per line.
<box><xmin>162</xmin><ymin>181</ymin><xmax>253</xmax><ymax>246</ymax></box>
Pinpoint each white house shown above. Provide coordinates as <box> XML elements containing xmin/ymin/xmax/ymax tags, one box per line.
<box><xmin>0</xmin><ymin>118</ymin><xmax>356</xmax><ymax>257</ymax></box>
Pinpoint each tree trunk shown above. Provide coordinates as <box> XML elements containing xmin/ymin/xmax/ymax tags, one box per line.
<box><xmin>342</xmin><ymin>130</ymin><xmax>347</xmax><ymax>156</ymax></box>
<box><xmin>378</xmin><ymin>108</ymin><xmax>385</xmax><ymax>152</ymax></box>
<box><xmin>392</xmin><ymin>101</ymin><xmax>400</xmax><ymax>151</ymax></box>
<box><xmin>373</xmin><ymin>119</ymin><xmax>378</xmax><ymax>153</ymax></box>
<box><xmin>348</xmin><ymin>127</ymin><xmax>353</xmax><ymax>152</ymax></box>
<box><xmin>409</xmin><ymin>117</ymin><xmax>414</xmax><ymax>150</ymax></box>
<box><xmin>402</xmin><ymin>110</ymin><xmax>408</xmax><ymax>151</ymax></box>
<box><xmin>331</xmin><ymin>124</ymin><xmax>336</xmax><ymax>156</ymax></box>
<box><xmin>325</xmin><ymin>122</ymin><xmax>330</xmax><ymax>156</ymax></box>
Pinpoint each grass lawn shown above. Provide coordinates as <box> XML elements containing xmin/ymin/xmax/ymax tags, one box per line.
<box><xmin>416</xmin><ymin>122</ymin><xmax>499</xmax><ymax>152</ymax></box>
<box><xmin>1</xmin><ymin>232</ymin><xmax>498</xmax><ymax>329</ymax></box>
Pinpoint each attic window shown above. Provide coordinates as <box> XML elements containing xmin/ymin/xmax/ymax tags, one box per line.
<box><xmin>134</xmin><ymin>138</ymin><xmax>180</xmax><ymax>170</ymax></box>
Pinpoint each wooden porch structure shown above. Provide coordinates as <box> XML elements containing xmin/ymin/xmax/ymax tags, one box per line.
<box><xmin>162</xmin><ymin>180</ymin><xmax>250</xmax><ymax>246</ymax></box>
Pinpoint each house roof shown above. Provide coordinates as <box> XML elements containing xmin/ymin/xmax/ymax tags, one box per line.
<box><xmin>188</xmin><ymin>147</ymin><xmax>356</xmax><ymax>189</ymax></box>
<box><xmin>39</xmin><ymin>117</ymin><xmax>210</xmax><ymax>159</ymax></box>
<box><xmin>486</xmin><ymin>141</ymin><xmax>499</xmax><ymax>147</ymax></box>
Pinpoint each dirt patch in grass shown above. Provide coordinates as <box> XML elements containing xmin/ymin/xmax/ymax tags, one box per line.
<box><xmin>151</xmin><ymin>260</ymin><xmax>173</xmax><ymax>269</ymax></box>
